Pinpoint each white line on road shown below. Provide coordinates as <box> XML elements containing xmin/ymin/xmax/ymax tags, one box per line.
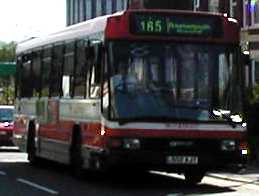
<box><xmin>0</xmin><ymin>146</ymin><xmax>19</xmax><ymax>150</ymax></box>
<box><xmin>0</xmin><ymin>171</ymin><xmax>6</xmax><ymax>175</ymax></box>
<box><xmin>17</xmin><ymin>178</ymin><xmax>59</xmax><ymax>195</ymax></box>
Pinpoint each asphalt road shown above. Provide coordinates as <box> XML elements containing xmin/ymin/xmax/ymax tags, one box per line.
<box><xmin>0</xmin><ymin>149</ymin><xmax>258</xmax><ymax>196</ymax></box>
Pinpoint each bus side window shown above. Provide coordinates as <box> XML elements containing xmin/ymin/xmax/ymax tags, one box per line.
<box><xmin>62</xmin><ymin>42</ymin><xmax>75</xmax><ymax>98</ymax></box>
<box><xmin>15</xmin><ymin>56</ymin><xmax>22</xmax><ymax>99</ymax></box>
<box><xmin>74</xmin><ymin>40</ymin><xmax>87</xmax><ymax>98</ymax></box>
<box><xmin>32</xmin><ymin>51</ymin><xmax>41</xmax><ymax>97</ymax></box>
<box><xmin>42</xmin><ymin>46</ymin><xmax>52</xmax><ymax>97</ymax></box>
<box><xmin>89</xmin><ymin>44</ymin><xmax>101</xmax><ymax>98</ymax></box>
<box><xmin>51</xmin><ymin>44</ymin><xmax>64</xmax><ymax>97</ymax></box>
<box><xmin>20</xmin><ymin>54</ymin><xmax>33</xmax><ymax>98</ymax></box>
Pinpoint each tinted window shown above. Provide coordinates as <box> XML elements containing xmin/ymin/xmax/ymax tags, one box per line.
<box><xmin>32</xmin><ymin>51</ymin><xmax>41</xmax><ymax>97</ymax></box>
<box><xmin>21</xmin><ymin>55</ymin><xmax>33</xmax><ymax>98</ymax></box>
<box><xmin>51</xmin><ymin>44</ymin><xmax>64</xmax><ymax>97</ymax></box>
<box><xmin>63</xmin><ymin>42</ymin><xmax>75</xmax><ymax>97</ymax></box>
<box><xmin>74</xmin><ymin>40</ymin><xmax>87</xmax><ymax>97</ymax></box>
<box><xmin>42</xmin><ymin>47</ymin><xmax>52</xmax><ymax>97</ymax></box>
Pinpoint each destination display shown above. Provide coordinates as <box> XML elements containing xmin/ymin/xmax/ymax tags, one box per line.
<box><xmin>130</xmin><ymin>13</ymin><xmax>223</xmax><ymax>37</ymax></box>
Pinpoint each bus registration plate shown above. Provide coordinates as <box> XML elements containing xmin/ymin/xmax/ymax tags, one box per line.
<box><xmin>166</xmin><ymin>156</ymin><xmax>198</xmax><ymax>165</ymax></box>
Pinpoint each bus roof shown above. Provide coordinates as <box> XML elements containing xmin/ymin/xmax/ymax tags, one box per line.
<box><xmin>16</xmin><ymin>11</ymin><xmax>124</xmax><ymax>54</ymax></box>
<box><xmin>16</xmin><ymin>9</ymin><xmax>238</xmax><ymax>54</ymax></box>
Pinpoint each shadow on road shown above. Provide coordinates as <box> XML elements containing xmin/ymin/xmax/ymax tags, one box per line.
<box><xmin>81</xmin><ymin>171</ymin><xmax>236</xmax><ymax>196</ymax></box>
<box><xmin>0</xmin><ymin>157</ymin><xmax>237</xmax><ymax>196</ymax></box>
<box><xmin>32</xmin><ymin>159</ymin><xmax>236</xmax><ymax>195</ymax></box>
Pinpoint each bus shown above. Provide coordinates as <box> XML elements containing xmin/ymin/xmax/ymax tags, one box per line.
<box><xmin>13</xmin><ymin>9</ymin><xmax>248</xmax><ymax>184</ymax></box>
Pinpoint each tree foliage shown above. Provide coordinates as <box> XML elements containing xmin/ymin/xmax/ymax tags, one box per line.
<box><xmin>0</xmin><ymin>41</ymin><xmax>16</xmax><ymax>105</ymax></box>
<box><xmin>0</xmin><ymin>42</ymin><xmax>16</xmax><ymax>62</ymax></box>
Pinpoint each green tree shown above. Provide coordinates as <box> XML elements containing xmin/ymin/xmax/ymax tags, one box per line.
<box><xmin>0</xmin><ymin>41</ymin><xmax>16</xmax><ymax>105</ymax></box>
<box><xmin>0</xmin><ymin>42</ymin><xmax>16</xmax><ymax>62</ymax></box>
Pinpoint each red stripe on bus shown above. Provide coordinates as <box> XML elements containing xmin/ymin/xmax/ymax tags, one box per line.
<box><xmin>104</xmin><ymin>128</ymin><xmax>245</xmax><ymax>139</ymax></box>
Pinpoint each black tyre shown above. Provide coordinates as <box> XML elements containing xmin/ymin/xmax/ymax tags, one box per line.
<box><xmin>184</xmin><ymin>170</ymin><xmax>206</xmax><ymax>185</ymax></box>
<box><xmin>70</xmin><ymin>129</ymin><xmax>84</xmax><ymax>178</ymax></box>
<box><xmin>27</xmin><ymin>122</ymin><xmax>38</xmax><ymax>165</ymax></box>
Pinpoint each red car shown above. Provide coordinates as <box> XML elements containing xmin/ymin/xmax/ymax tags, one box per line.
<box><xmin>0</xmin><ymin>105</ymin><xmax>14</xmax><ymax>145</ymax></box>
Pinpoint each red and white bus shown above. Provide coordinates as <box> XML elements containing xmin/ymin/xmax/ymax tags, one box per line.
<box><xmin>13</xmin><ymin>9</ymin><xmax>248</xmax><ymax>184</ymax></box>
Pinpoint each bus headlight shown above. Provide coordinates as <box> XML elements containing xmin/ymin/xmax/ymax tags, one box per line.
<box><xmin>123</xmin><ymin>138</ymin><xmax>141</xmax><ymax>150</ymax></box>
<box><xmin>221</xmin><ymin>140</ymin><xmax>236</xmax><ymax>151</ymax></box>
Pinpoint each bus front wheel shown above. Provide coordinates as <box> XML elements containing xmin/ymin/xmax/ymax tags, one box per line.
<box><xmin>27</xmin><ymin>122</ymin><xmax>38</xmax><ymax>165</ymax></box>
<box><xmin>184</xmin><ymin>170</ymin><xmax>206</xmax><ymax>185</ymax></box>
<box><xmin>70</xmin><ymin>129</ymin><xmax>84</xmax><ymax>178</ymax></box>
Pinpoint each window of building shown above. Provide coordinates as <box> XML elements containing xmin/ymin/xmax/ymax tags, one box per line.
<box><xmin>143</xmin><ymin>0</ymin><xmax>193</xmax><ymax>10</ymax></box>
<box><xmin>112</xmin><ymin>0</ymin><xmax>117</xmax><ymax>13</ymax></box>
<box><xmin>106</xmin><ymin>0</ymin><xmax>112</xmax><ymax>14</ymax></box>
<box><xmin>74</xmin><ymin>0</ymin><xmax>79</xmax><ymax>23</ymax></box>
<box><xmin>79</xmin><ymin>0</ymin><xmax>86</xmax><ymax>22</ymax></box>
<box><xmin>249</xmin><ymin>0</ymin><xmax>259</xmax><ymax>25</ymax></box>
<box><xmin>193</xmin><ymin>0</ymin><xmax>200</xmax><ymax>11</ymax></box>
<box><xmin>243</xmin><ymin>0</ymin><xmax>250</xmax><ymax>27</ymax></box>
<box><xmin>70</xmin><ymin>0</ymin><xmax>74</xmax><ymax>24</ymax></box>
<box><xmin>116</xmin><ymin>0</ymin><xmax>123</xmax><ymax>11</ymax></box>
<box><xmin>122</xmin><ymin>0</ymin><xmax>127</xmax><ymax>9</ymax></box>
<box><xmin>96</xmin><ymin>0</ymin><xmax>102</xmax><ymax>16</ymax></box>
<box><xmin>92</xmin><ymin>0</ymin><xmax>96</xmax><ymax>18</ymax></box>
<box><xmin>208</xmin><ymin>0</ymin><xmax>219</xmax><ymax>12</ymax></box>
<box><xmin>67</xmin><ymin>0</ymin><xmax>71</xmax><ymax>25</ymax></box>
<box><xmin>254</xmin><ymin>0</ymin><xmax>259</xmax><ymax>24</ymax></box>
<box><xmin>230</xmin><ymin>0</ymin><xmax>237</xmax><ymax>18</ymax></box>
<box><xmin>85</xmin><ymin>0</ymin><xmax>92</xmax><ymax>19</ymax></box>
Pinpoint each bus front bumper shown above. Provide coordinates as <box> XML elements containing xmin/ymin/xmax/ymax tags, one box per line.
<box><xmin>91</xmin><ymin>148</ymin><xmax>248</xmax><ymax>173</ymax></box>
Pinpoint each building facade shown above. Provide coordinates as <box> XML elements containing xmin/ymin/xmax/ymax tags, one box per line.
<box><xmin>241</xmin><ymin>0</ymin><xmax>259</xmax><ymax>87</ymax></box>
<box><xmin>66</xmin><ymin>0</ymin><xmax>199</xmax><ymax>25</ymax></box>
<box><xmin>66</xmin><ymin>0</ymin><xmax>258</xmax><ymax>86</ymax></box>
<box><xmin>66</xmin><ymin>0</ymin><xmax>128</xmax><ymax>26</ymax></box>
<box><xmin>66</xmin><ymin>0</ymin><xmax>243</xmax><ymax>26</ymax></box>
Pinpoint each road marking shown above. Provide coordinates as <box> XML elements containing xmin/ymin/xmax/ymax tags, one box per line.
<box><xmin>17</xmin><ymin>178</ymin><xmax>59</xmax><ymax>195</ymax></box>
<box><xmin>0</xmin><ymin>146</ymin><xmax>19</xmax><ymax>150</ymax></box>
<box><xmin>0</xmin><ymin>171</ymin><xmax>6</xmax><ymax>175</ymax></box>
<box><xmin>0</xmin><ymin>153</ymin><xmax>28</xmax><ymax>163</ymax></box>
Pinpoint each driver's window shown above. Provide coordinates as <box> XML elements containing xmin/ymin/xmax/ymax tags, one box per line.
<box><xmin>179</xmin><ymin>46</ymin><xmax>195</xmax><ymax>102</ymax></box>
<box><xmin>218</xmin><ymin>52</ymin><xmax>232</xmax><ymax>109</ymax></box>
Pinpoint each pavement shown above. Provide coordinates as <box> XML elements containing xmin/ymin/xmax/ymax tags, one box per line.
<box><xmin>207</xmin><ymin>165</ymin><xmax>259</xmax><ymax>185</ymax></box>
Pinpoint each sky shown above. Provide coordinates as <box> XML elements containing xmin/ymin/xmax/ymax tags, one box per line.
<box><xmin>0</xmin><ymin>0</ymin><xmax>66</xmax><ymax>43</ymax></box>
